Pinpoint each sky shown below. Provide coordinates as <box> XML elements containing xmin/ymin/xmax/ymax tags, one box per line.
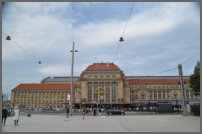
<box><xmin>2</xmin><ymin>2</ymin><xmax>200</xmax><ymax>99</ymax></box>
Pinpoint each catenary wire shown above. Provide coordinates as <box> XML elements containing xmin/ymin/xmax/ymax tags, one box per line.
<box><xmin>145</xmin><ymin>51</ymin><xmax>200</xmax><ymax>76</ymax></box>
<box><xmin>112</xmin><ymin>0</ymin><xmax>135</xmax><ymax>62</ymax></box>
<box><xmin>3</xmin><ymin>32</ymin><xmax>40</xmax><ymax>61</ymax></box>
<box><xmin>181</xmin><ymin>51</ymin><xmax>200</xmax><ymax>65</ymax></box>
<box><xmin>112</xmin><ymin>42</ymin><xmax>121</xmax><ymax>61</ymax></box>
<box><xmin>147</xmin><ymin>67</ymin><xmax>178</xmax><ymax>76</ymax></box>
<box><xmin>121</xmin><ymin>0</ymin><xmax>135</xmax><ymax>37</ymax></box>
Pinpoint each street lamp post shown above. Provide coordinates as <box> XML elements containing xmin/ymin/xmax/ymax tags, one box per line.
<box><xmin>178</xmin><ymin>64</ymin><xmax>187</xmax><ymax>116</ymax></box>
<box><xmin>70</xmin><ymin>41</ymin><xmax>78</xmax><ymax>116</ymax></box>
<box><xmin>28</xmin><ymin>83</ymin><xmax>34</xmax><ymax>117</ymax></box>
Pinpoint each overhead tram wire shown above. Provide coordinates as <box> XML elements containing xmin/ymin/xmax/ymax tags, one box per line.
<box><xmin>121</xmin><ymin>0</ymin><xmax>135</xmax><ymax>38</ymax></box>
<box><xmin>3</xmin><ymin>32</ymin><xmax>41</xmax><ymax>64</ymax></box>
<box><xmin>147</xmin><ymin>67</ymin><xmax>178</xmax><ymax>76</ymax></box>
<box><xmin>112</xmin><ymin>0</ymin><xmax>135</xmax><ymax>62</ymax></box>
<box><xmin>112</xmin><ymin>42</ymin><xmax>121</xmax><ymax>61</ymax></box>
<box><xmin>145</xmin><ymin>51</ymin><xmax>200</xmax><ymax>76</ymax></box>
<box><xmin>181</xmin><ymin>50</ymin><xmax>200</xmax><ymax>65</ymax></box>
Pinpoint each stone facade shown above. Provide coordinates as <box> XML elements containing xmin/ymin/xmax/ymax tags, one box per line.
<box><xmin>10</xmin><ymin>63</ymin><xmax>200</xmax><ymax>109</ymax></box>
<box><xmin>10</xmin><ymin>84</ymin><xmax>75</xmax><ymax>109</ymax></box>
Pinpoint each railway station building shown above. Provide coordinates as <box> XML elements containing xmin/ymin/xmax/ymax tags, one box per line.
<box><xmin>10</xmin><ymin>63</ymin><xmax>200</xmax><ymax>111</ymax></box>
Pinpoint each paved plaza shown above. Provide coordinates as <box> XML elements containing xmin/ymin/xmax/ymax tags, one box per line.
<box><xmin>2</xmin><ymin>113</ymin><xmax>200</xmax><ymax>132</ymax></box>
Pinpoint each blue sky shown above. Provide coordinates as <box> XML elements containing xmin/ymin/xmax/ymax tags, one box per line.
<box><xmin>2</xmin><ymin>2</ymin><xmax>200</xmax><ymax>98</ymax></box>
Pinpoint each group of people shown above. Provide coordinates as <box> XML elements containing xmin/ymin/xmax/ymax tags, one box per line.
<box><xmin>2</xmin><ymin>106</ymin><xmax>20</xmax><ymax>126</ymax></box>
<box><xmin>82</xmin><ymin>108</ymin><xmax>98</xmax><ymax>119</ymax></box>
<box><xmin>66</xmin><ymin>107</ymin><xmax>98</xmax><ymax>120</ymax></box>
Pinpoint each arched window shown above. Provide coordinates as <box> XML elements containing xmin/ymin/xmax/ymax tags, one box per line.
<box><xmin>174</xmin><ymin>93</ymin><xmax>177</xmax><ymax>99</ymax></box>
<box><xmin>142</xmin><ymin>94</ymin><xmax>145</xmax><ymax>100</ymax></box>
<box><xmin>135</xmin><ymin>95</ymin><xmax>138</xmax><ymax>100</ymax></box>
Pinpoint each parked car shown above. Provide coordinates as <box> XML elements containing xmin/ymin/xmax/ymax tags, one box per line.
<box><xmin>106</xmin><ymin>109</ymin><xmax>125</xmax><ymax>115</ymax></box>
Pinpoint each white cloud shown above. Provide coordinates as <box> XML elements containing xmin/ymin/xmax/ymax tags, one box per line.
<box><xmin>71</xmin><ymin>3</ymin><xmax>189</xmax><ymax>47</ymax></box>
<box><xmin>2</xmin><ymin>2</ymin><xmax>200</xmax><ymax>97</ymax></box>
<box><xmin>2</xmin><ymin>2</ymin><xmax>200</xmax><ymax>95</ymax></box>
<box><xmin>3</xmin><ymin>3</ymin><xmax>73</xmax><ymax>61</ymax></box>
<box><xmin>3</xmin><ymin>2</ymin><xmax>198</xmax><ymax>62</ymax></box>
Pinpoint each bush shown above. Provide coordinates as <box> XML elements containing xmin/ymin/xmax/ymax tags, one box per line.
<box><xmin>192</xmin><ymin>105</ymin><xmax>200</xmax><ymax>116</ymax></box>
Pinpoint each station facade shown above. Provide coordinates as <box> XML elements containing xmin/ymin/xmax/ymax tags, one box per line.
<box><xmin>10</xmin><ymin>63</ymin><xmax>200</xmax><ymax>111</ymax></box>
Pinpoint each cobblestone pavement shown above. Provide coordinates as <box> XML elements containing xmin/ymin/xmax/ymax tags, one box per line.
<box><xmin>2</xmin><ymin>113</ymin><xmax>200</xmax><ymax>132</ymax></box>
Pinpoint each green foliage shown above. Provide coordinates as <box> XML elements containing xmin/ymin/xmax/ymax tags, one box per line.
<box><xmin>190</xmin><ymin>61</ymin><xmax>200</xmax><ymax>95</ymax></box>
<box><xmin>192</xmin><ymin>105</ymin><xmax>200</xmax><ymax>116</ymax></box>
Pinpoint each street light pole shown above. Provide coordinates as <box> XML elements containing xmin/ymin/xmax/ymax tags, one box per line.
<box><xmin>70</xmin><ymin>41</ymin><xmax>78</xmax><ymax>116</ymax></box>
<box><xmin>29</xmin><ymin>83</ymin><xmax>34</xmax><ymax>116</ymax></box>
<box><xmin>178</xmin><ymin>64</ymin><xmax>187</xmax><ymax>116</ymax></box>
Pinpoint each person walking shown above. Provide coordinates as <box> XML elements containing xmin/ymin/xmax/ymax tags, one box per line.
<box><xmin>8</xmin><ymin>108</ymin><xmax>12</xmax><ymax>116</ymax></box>
<box><xmin>82</xmin><ymin>108</ymin><xmax>86</xmax><ymax>120</ymax></box>
<box><xmin>2</xmin><ymin>106</ymin><xmax>8</xmax><ymax>126</ymax></box>
<box><xmin>66</xmin><ymin>106</ymin><xmax>70</xmax><ymax>118</ymax></box>
<box><xmin>93</xmin><ymin>108</ymin><xmax>96</xmax><ymax>116</ymax></box>
<box><xmin>13</xmin><ymin>106</ymin><xmax>20</xmax><ymax>126</ymax></box>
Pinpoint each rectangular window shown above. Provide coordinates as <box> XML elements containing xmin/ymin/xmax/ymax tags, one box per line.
<box><xmin>167</xmin><ymin>91</ymin><xmax>169</xmax><ymax>99</ymax></box>
<box><xmin>106</xmin><ymin>82</ymin><xmax>110</xmax><ymax>102</ymax></box>
<box><xmin>186</xmin><ymin>90</ymin><xmax>189</xmax><ymax>99</ymax></box>
<box><xmin>158</xmin><ymin>91</ymin><xmax>161</xmax><ymax>100</ymax></box>
<box><xmin>149</xmin><ymin>91</ymin><xmax>152</xmax><ymax>100</ymax></box>
<box><xmin>100</xmin><ymin>82</ymin><xmax>104</xmax><ymax>91</ymax></box>
<box><xmin>135</xmin><ymin>95</ymin><xmax>138</xmax><ymax>100</ymax></box>
<box><xmin>112</xmin><ymin>82</ymin><xmax>116</xmax><ymax>102</ymax></box>
<box><xmin>131</xmin><ymin>95</ymin><xmax>135</xmax><ymax>102</ymax></box>
<box><xmin>154</xmin><ymin>91</ymin><xmax>157</xmax><ymax>100</ymax></box>
<box><xmin>142</xmin><ymin>95</ymin><xmax>144</xmax><ymax>100</ymax></box>
<box><xmin>88</xmin><ymin>82</ymin><xmax>92</xmax><ymax>102</ymax></box>
<box><xmin>191</xmin><ymin>90</ymin><xmax>193</xmax><ymax>99</ymax></box>
<box><xmin>94</xmin><ymin>82</ymin><xmax>98</xmax><ymax>101</ymax></box>
<box><xmin>163</xmin><ymin>91</ymin><xmax>165</xmax><ymax>99</ymax></box>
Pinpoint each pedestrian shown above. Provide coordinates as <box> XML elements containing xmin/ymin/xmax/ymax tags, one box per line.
<box><xmin>153</xmin><ymin>107</ymin><xmax>156</xmax><ymax>112</ymax></box>
<box><xmin>82</xmin><ymin>108</ymin><xmax>85</xmax><ymax>120</ymax></box>
<box><xmin>66</xmin><ymin>106</ymin><xmax>70</xmax><ymax>118</ymax></box>
<box><xmin>9</xmin><ymin>108</ymin><xmax>12</xmax><ymax>116</ymax></box>
<box><xmin>13</xmin><ymin>106</ymin><xmax>20</xmax><ymax>126</ymax></box>
<box><xmin>2</xmin><ymin>106</ymin><xmax>8</xmax><ymax>126</ymax></box>
<box><xmin>93</xmin><ymin>108</ymin><xmax>96</xmax><ymax>116</ymax></box>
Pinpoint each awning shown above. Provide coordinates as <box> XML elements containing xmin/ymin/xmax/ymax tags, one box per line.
<box><xmin>133</xmin><ymin>100</ymin><xmax>149</xmax><ymax>103</ymax></box>
<box><xmin>170</xmin><ymin>100</ymin><xmax>182</xmax><ymax>105</ymax></box>
<box><xmin>132</xmin><ymin>101</ymin><xmax>149</xmax><ymax>106</ymax></box>
<box><xmin>187</xmin><ymin>99</ymin><xmax>200</xmax><ymax>105</ymax></box>
<box><xmin>149</xmin><ymin>100</ymin><xmax>158</xmax><ymax>103</ymax></box>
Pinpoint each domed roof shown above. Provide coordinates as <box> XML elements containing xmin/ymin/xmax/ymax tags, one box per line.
<box><xmin>78</xmin><ymin>63</ymin><xmax>127</xmax><ymax>80</ymax></box>
<box><xmin>85</xmin><ymin>63</ymin><xmax>120</xmax><ymax>71</ymax></box>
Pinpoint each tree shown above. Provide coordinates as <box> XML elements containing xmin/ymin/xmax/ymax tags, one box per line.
<box><xmin>190</xmin><ymin>61</ymin><xmax>200</xmax><ymax>95</ymax></box>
